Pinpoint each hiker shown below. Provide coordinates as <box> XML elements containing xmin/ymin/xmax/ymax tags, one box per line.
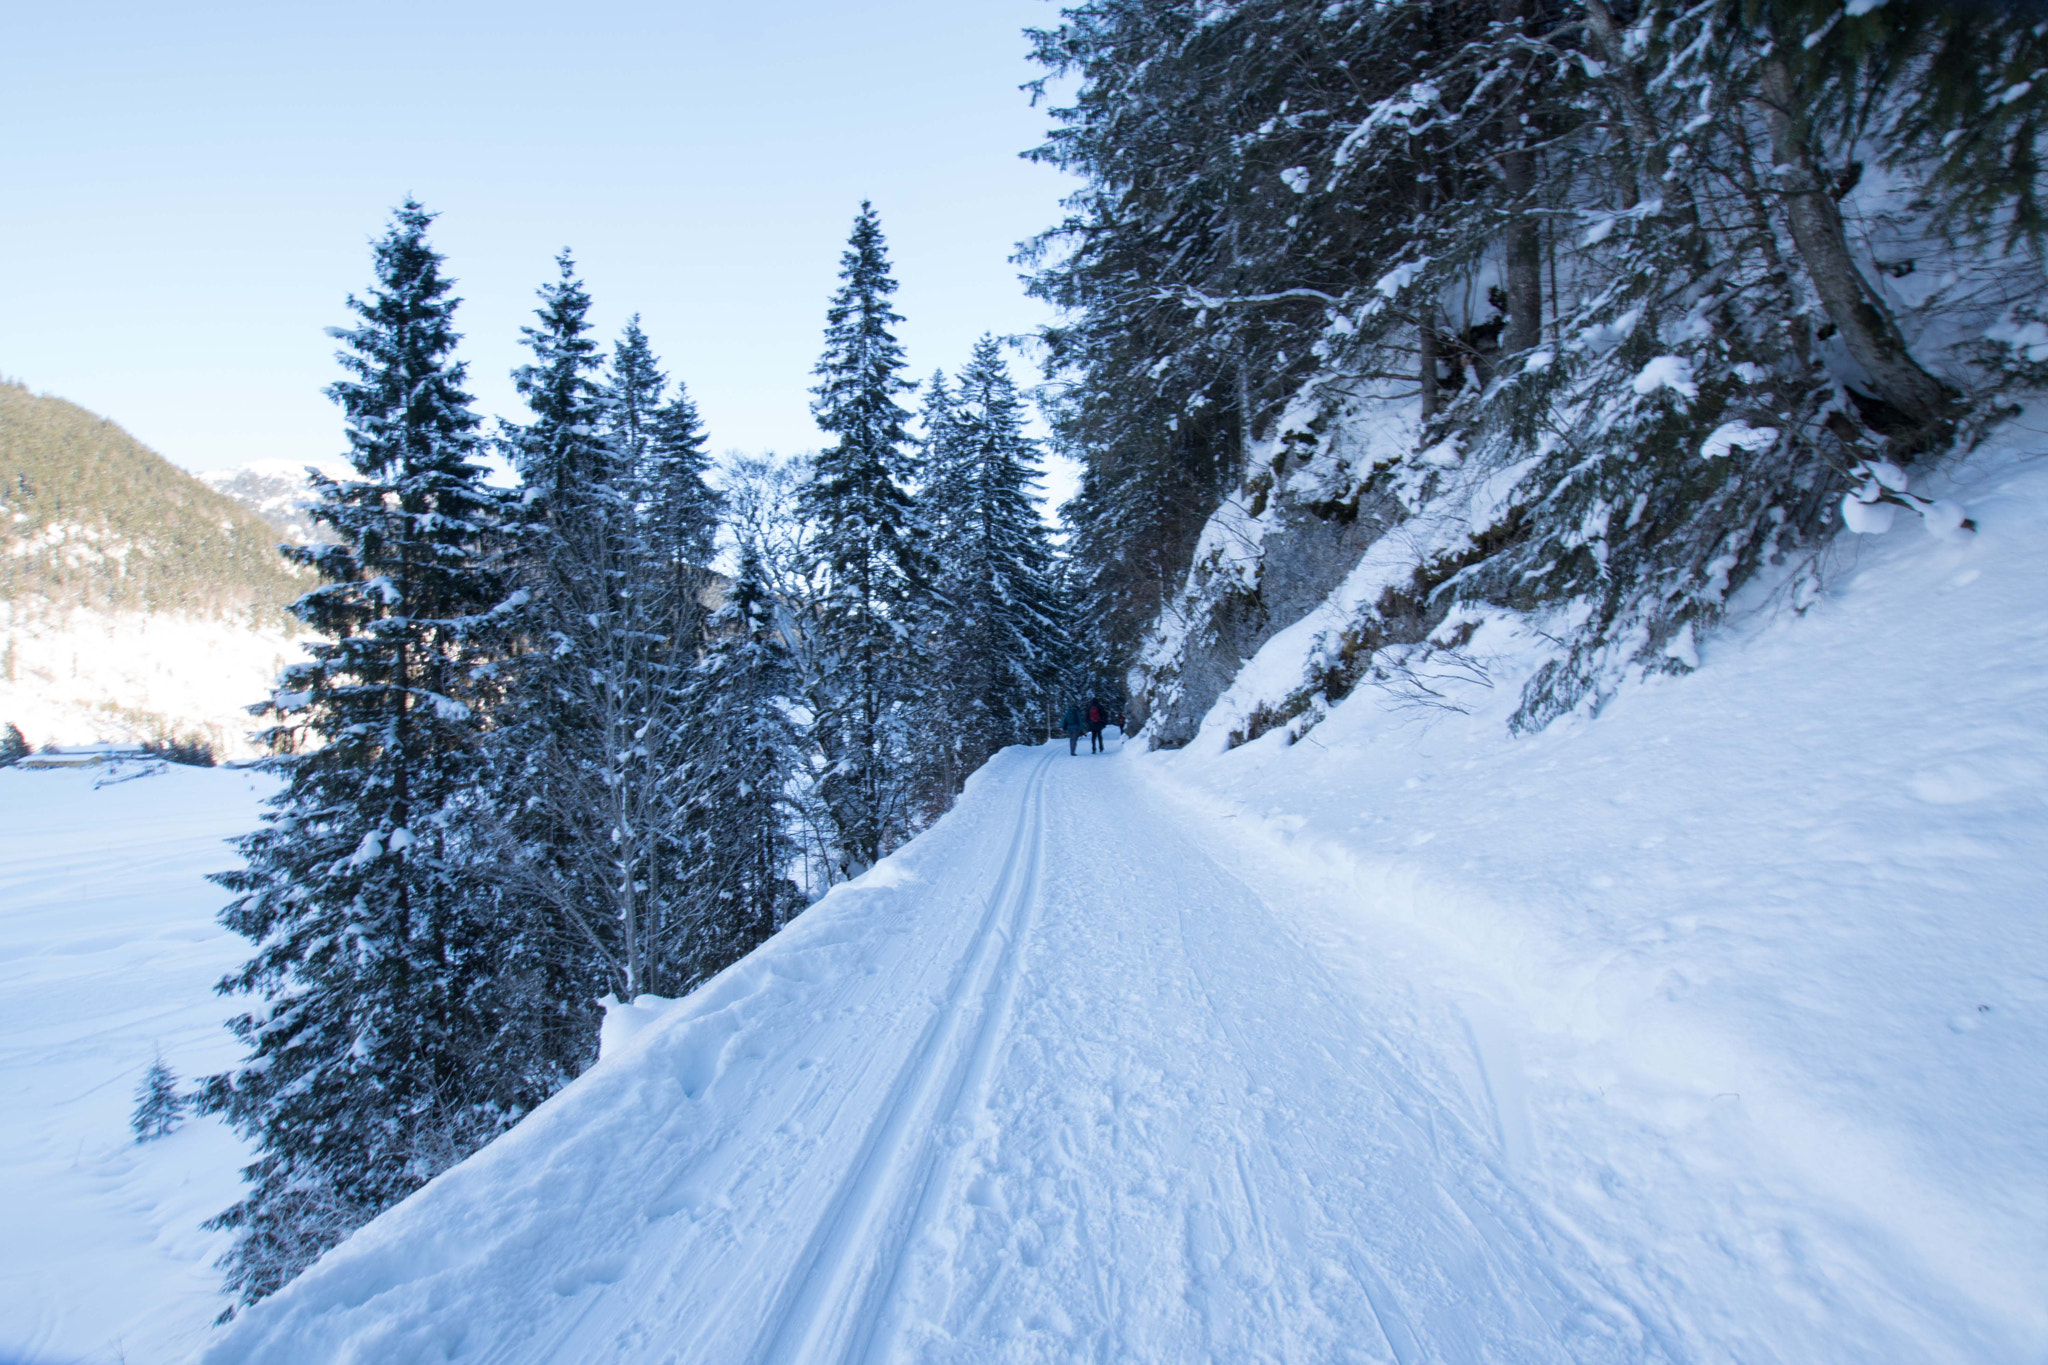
<box><xmin>1061</xmin><ymin>702</ymin><xmax>1084</xmax><ymax>756</ymax></box>
<box><xmin>1086</xmin><ymin>699</ymin><xmax>1108</xmax><ymax>754</ymax></box>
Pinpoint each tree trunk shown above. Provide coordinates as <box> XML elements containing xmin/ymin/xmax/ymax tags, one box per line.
<box><xmin>1499</xmin><ymin>0</ymin><xmax>1543</xmax><ymax>357</ymax></box>
<box><xmin>1582</xmin><ymin>0</ymin><xmax>1703</xmax><ymax>245</ymax></box>
<box><xmin>1756</xmin><ymin>55</ymin><xmax>1953</xmax><ymax>445</ymax></box>
<box><xmin>1502</xmin><ymin>144</ymin><xmax>1545</xmax><ymax>356</ymax></box>
<box><xmin>1419</xmin><ymin>317</ymin><xmax>1441</xmax><ymax>424</ymax></box>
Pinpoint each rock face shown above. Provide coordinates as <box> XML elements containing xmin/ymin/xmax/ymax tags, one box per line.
<box><xmin>1134</xmin><ymin>412</ymin><xmax>1414</xmax><ymax>749</ymax></box>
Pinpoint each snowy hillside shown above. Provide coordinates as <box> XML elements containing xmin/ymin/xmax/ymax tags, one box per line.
<box><xmin>0</xmin><ymin>384</ymin><xmax>312</xmax><ymax>756</ymax></box>
<box><xmin>193</xmin><ymin>430</ymin><xmax>2048</xmax><ymax>1360</ymax></box>
<box><xmin>0</xmin><ymin>763</ymin><xmax>274</xmax><ymax>1364</ymax></box>
<box><xmin>0</xmin><ymin>606</ymin><xmax>298</xmax><ymax>758</ymax></box>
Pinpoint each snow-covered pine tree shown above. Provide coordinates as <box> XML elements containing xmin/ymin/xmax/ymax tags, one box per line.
<box><xmin>202</xmin><ymin>201</ymin><xmax>536</xmax><ymax>1308</ymax></box>
<box><xmin>1028</xmin><ymin>0</ymin><xmax>2045</xmax><ymax>735</ymax></box>
<box><xmin>131</xmin><ymin>1054</ymin><xmax>185</xmax><ymax>1141</ymax></box>
<box><xmin>624</xmin><ymin>323</ymin><xmax>723</xmax><ymax>671</ymax></box>
<box><xmin>923</xmin><ymin>337</ymin><xmax>1065</xmax><ymax>799</ymax></box>
<box><xmin>605</xmin><ymin>314</ymin><xmax>722</xmax><ymax>583</ymax></box>
<box><xmin>800</xmin><ymin>203</ymin><xmax>934</xmax><ymax>877</ymax></box>
<box><xmin>685</xmin><ymin>539</ymin><xmax>805</xmax><ymax>973</ymax></box>
<box><xmin>0</xmin><ymin>723</ymin><xmax>25</xmax><ymax>766</ymax></box>
<box><xmin>496</xmin><ymin>260</ymin><xmax>685</xmax><ymax>1006</ymax></box>
<box><xmin>605</xmin><ymin>316</ymin><xmax>726</xmax><ymax>991</ymax></box>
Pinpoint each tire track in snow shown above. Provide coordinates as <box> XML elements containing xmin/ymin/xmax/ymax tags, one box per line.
<box><xmin>746</xmin><ymin>750</ymin><xmax>1052</xmax><ymax>1365</ymax></box>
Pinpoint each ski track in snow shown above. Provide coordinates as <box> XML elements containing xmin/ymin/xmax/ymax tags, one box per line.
<box><xmin>203</xmin><ymin>730</ymin><xmax>2034</xmax><ymax>1364</ymax></box>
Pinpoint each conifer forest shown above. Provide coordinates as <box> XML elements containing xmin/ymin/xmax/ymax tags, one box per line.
<box><xmin>193</xmin><ymin>0</ymin><xmax>2048</xmax><ymax>1312</ymax></box>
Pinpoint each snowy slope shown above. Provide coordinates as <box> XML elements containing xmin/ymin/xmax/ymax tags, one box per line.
<box><xmin>0</xmin><ymin>604</ymin><xmax>298</xmax><ymax>757</ymax></box>
<box><xmin>0</xmin><ymin>763</ymin><xmax>273</xmax><ymax>1364</ymax></box>
<box><xmin>1142</xmin><ymin>443</ymin><xmax>2048</xmax><ymax>1359</ymax></box>
<box><xmin>195</xmin><ymin>432</ymin><xmax>2048</xmax><ymax>1363</ymax></box>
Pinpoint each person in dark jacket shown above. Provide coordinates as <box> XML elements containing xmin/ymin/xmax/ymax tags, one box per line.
<box><xmin>1086</xmin><ymin>699</ymin><xmax>1108</xmax><ymax>754</ymax></box>
<box><xmin>1060</xmin><ymin>703</ymin><xmax>1084</xmax><ymax>756</ymax></box>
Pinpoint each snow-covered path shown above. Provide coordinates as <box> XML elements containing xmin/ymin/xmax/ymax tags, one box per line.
<box><xmin>199</xmin><ymin>726</ymin><xmax>2026</xmax><ymax>1365</ymax></box>
<box><xmin>211</xmin><ymin>745</ymin><xmax>1642</xmax><ymax>1363</ymax></box>
<box><xmin>867</xmin><ymin>749</ymin><xmax>1643</xmax><ymax>1365</ymax></box>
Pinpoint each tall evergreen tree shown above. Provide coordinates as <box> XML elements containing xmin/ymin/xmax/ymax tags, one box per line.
<box><xmin>924</xmin><ymin>337</ymin><xmax>1065</xmax><ymax>796</ymax></box>
<box><xmin>687</xmin><ymin>539</ymin><xmax>805</xmax><ymax>970</ymax></box>
<box><xmin>496</xmin><ymin>259</ymin><xmax>697</xmax><ymax>1004</ymax></box>
<box><xmin>800</xmin><ymin>203</ymin><xmax>933</xmax><ymax>876</ymax></box>
<box><xmin>202</xmin><ymin>201</ymin><xmax>530</xmax><ymax>1307</ymax></box>
<box><xmin>606</xmin><ymin>315</ymin><xmax>722</xmax><ymax>584</ymax></box>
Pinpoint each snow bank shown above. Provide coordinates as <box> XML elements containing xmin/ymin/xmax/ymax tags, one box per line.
<box><xmin>1141</xmin><ymin>417</ymin><xmax>2048</xmax><ymax>1355</ymax></box>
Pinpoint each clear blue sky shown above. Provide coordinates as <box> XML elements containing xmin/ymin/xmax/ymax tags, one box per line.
<box><xmin>1</xmin><ymin>0</ymin><xmax>1077</xmax><ymax>493</ymax></box>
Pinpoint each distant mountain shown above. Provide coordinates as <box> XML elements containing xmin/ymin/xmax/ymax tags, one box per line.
<box><xmin>199</xmin><ymin>458</ymin><xmax>352</xmax><ymax>548</ymax></box>
<box><xmin>0</xmin><ymin>381</ymin><xmax>313</xmax><ymax>754</ymax></box>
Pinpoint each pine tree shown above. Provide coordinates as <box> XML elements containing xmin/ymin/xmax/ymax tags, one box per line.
<box><xmin>132</xmin><ymin>1054</ymin><xmax>185</xmax><ymax>1141</ymax></box>
<box><xmin>605</xmin><ymin>314</ymin><xmax>723</xmax><ymax>579</ymax></box>
<box><xmin>800</xmin><ymin>203</ymin><xmax>933</xmax><ymax>876</ymax></box>
<box><xmin>494</xmin><ymin>280</ymin><xmax>730</xmax><ymax>1004</ymax></box>
<box><xmin>496</xmin><ymin>259</ymin><xmax>664</xmax><ymax>1003</ymax></box>
<box><xmin>923</xmin><ymin>337</ymin><xmax>1065</xmax><ymax>796</ymax></box>
<box><xmin>202</xmin><ymin>201</ymin><xmax>532</xmax><ymax>1307</ymax></box>
<box><xmin>687</xmin><ymin>539</ymin><xmax>805</xmax><ymax>972</ymax></box>
<box><xmin>0</xmin><ymin>723</ymin><xmax>26</xmax><ymax>766</ymax></box>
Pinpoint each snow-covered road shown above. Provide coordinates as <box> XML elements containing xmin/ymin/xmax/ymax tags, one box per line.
<box><xmin>750</xmin><ymin>747</ymin><xmax>1635</xmax><ymax>1365</ymax></box>
<box><xmin>208</xmin><ymin>745</ymin><xmax>1634</xmax><ymax>1363</ymax></box>
<box><xmin>203</xmin><ymin>732</ymin><xmax>2013</xmax><ymax>1365</ymax></box>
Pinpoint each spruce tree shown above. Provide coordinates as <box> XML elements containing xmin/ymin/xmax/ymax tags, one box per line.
<box><xmin>132</xmin><ymin>1054</ymin><xmax>185</xmax><ymax>1141</ymax></box>
<box><xmin>800</xmin><ymin>203</ymin><xmax>933</xmax><ymax>876</ymax></box>
<box><xmin>495</xmin><ymin>278</ymin><xmax>729</xmax><ymax>1004</ymax></box>
<box><xmin>202</xmin><ymin>201</ymin><xmax>531</xmax><ymax>1307</ymax></box>
<box><xmin>497</xmin><ymin>258</ymin><xmax>661</xmax><ymax>1002</ymax></box>
<box><xmin>686</xmin><ymin>539</ymin><xmax>805</xmax><ymax>972</ymax></box>
<box><xmin>924</xmin><ymin>337</ymin><xmax>1065</xmax><ymax>795</ymax></box>
<box><xmin>0</xmin><ymin>723</ymin><xmax>25</xmax><ymax>766</ymax></box>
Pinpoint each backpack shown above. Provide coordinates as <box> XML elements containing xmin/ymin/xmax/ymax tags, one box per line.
<box><xmin>1088</xmin><ymin>703</ymin><xmax>1104</xmax><ymax>725</ymax></box>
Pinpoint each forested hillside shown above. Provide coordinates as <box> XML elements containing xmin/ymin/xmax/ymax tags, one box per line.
<box><xmin>1029</xmin><ymin>0</ymin><xmax>2045</xmax><ymax>742</ymax></box>
<box><xmin>0</xmin><ymin>382</ymin><xmax>310</xmax><ymax>625</ymax></box>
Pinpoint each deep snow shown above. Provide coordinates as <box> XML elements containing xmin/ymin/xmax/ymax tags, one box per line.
<box><xmin>197</xmin><ymin>432</ymin><xmax>2048</xmax><ymax>1362</ymax></box>
<box><xmin>0</xmin><ymin>762</ymin><xmax>272</xmax><ymax>1364</ymax></box>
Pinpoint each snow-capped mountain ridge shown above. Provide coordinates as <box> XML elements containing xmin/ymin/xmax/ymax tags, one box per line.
<box><xmin>197</xmin><ymin>460</ymin><xmax>352</xmax><ymax>548</ymax></box>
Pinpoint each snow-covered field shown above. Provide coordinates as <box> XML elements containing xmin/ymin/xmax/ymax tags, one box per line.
<box><xmin>0</xmin><ymin>606</ymin><xmax>296</xmax><ymax>758</ymax></box>
<box><xmin>8</xmin><ymin>440</ymin><xmax>2046</xmax><ymax>1362</ymax></box>
<box><xmin>0</xmin><ymin>763</ymin><xmax>272</xmax><ymax>1364</ymax></box>
<box><xmin>193</xmin><ymin>439</ymin><xmax>2047</xmax><ymax>1361</ymax></box>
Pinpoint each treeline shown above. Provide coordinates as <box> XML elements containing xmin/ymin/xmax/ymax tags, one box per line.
<box><xmin>0</xmin><ymin>381</ymin><xmax>311</xmax><ymax>625</ymax></box>
<box><xmin>201</xmin><ymin>202</ymin><xmax>1071</xmax><ymax>1305</ymax></box>
<box><xmin>1029</xmin><ymin>0</ymin><xmax>2048</xmax><ymax>727</ymax></box>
